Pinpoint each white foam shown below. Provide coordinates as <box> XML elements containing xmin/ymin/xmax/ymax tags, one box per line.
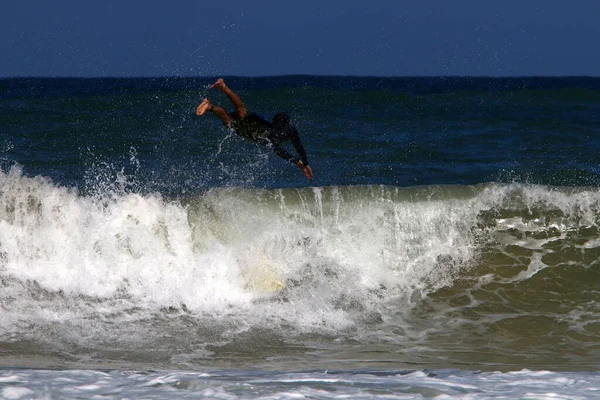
<box><xmin>0</xmin><ymin>168</ymin><xmax>474</xmax><ymax>336</ymax></box>
<box><xmin>0</xmin><ymin>368</ymin><xmax>597</xmax><ymax>399</ymax></box>
<box><xmin>1</xmin><ymin>167</ymin><xmax>599</xmax><ymax>343</ymax></box>
<box><xmin>0</xmin><ymin>375</ymin><xmax>25</xmax><ymax>384</ymax></box>
<box><xmin>1</xmin><ymin>387</ymin><xmax>35</xmax><ymax>400</ymax></box>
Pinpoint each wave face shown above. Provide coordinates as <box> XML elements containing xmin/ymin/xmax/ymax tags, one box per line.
<box><xmin>1</xmin><ymin>165</ymin><xmax>598</xmax><ymax>370</ymax></box>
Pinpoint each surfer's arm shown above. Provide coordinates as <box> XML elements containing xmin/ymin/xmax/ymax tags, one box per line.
<box><xmin>287</xmin><ymin>128</ymin><xmax>312</xmax><ymax>180</ymax></box>
<box><xmin>269</xmin><ymin>142</ymin><xmax>311</xmax><ymax>180</ymax></box>
<box><xmin>271</xmin><ymin>143</ymin><xmax>297</xmax><ymax>164</ymax></box>
<box><xmin>290</xmin><ymin>131</ymin><xmax>308</xmax><ymax>166</ymax></box>
<box><xmin>263</xmin><ymin>126</ymin><xmax>312</xmax><ymax>180</ymax></box>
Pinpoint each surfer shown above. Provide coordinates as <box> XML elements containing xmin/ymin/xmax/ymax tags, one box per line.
<box><xmin>196</xmin><ymin>78</ymin><xmax>313</xmax><ymax>181</ymax></box>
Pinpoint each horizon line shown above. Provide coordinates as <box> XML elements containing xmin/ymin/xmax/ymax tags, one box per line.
<box><xmin>1</xmin><ymin>74</ymin><xmax>600</xmax><ymax>80</ymax></box>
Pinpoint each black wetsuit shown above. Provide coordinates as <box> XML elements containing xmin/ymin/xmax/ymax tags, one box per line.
<box><xmin>230</xmin><ymin>113</ymin><xmax>308</xmax><ymax>166</ymax></box>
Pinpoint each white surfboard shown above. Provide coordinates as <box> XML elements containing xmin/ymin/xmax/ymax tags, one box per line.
<box><xmin>243</xmin><ymin>258</ymin><xmax>285</xmax><ymax>293</ymax></box>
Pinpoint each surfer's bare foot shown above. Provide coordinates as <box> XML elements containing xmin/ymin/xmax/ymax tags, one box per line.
<box><xmin>196</xmin><ymin>98</ymin><xmax>212</xmax><ymax>116</ymax></box>
<box><xmin>210</xmin><ymin>78</ymin><xmax>226</xmax><ymax>90</ymax></box>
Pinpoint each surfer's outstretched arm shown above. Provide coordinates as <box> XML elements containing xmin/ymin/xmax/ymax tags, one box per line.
<box><xmin>274</xmin><ymin>142</ymin><xmax>312</xmax><ymax>181</ymax></box>
<box><xmin>270</xmin><ymin>143</ymin><xmax>313</xmax><ymax>181</ymax></box>
<box><xmin>290</xmin><ymin>131</ymin><xmax>308</xmax><ymax>166</ymax></box>
<box><xmin>211</xmin><ymin>78</ymin><xmax>247</xmax><ymax>119</ymax></box>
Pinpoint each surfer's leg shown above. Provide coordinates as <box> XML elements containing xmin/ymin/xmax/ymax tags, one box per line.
<box><xmin>211</xmin><ymin>78</ymin><xmax>247</xmax><ymax>118</ymax></box>
<box><xmin>196</xmin><ymin>98</ymin><xmax>232</xmax><ymax>126</ymax></box>
<box><xmin>211</xmin><ymin>105</ymin><xmax>232</xmax><ymax>126</ymax></box>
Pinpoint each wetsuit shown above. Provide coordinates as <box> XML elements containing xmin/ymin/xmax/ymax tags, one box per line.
<box><xmin>230</xmin><ymin>113</ymin><xmax>309</xmax><ymax>166</ymax></box>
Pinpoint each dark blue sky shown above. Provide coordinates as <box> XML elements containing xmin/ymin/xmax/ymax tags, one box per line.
<box><xmin>2</xmin><ymin>0</ymin><xmax>599</xmax><ymax>77</ymax></box>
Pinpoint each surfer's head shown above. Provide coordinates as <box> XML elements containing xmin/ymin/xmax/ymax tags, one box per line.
<box><xmin>272</xmin><ymin>113</ymin><xmax>290</xmax><ymax>128</ymax></box>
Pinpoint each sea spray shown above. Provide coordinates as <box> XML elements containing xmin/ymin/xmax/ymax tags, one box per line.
<box><xmin>0</xmin><ymin>167</ymin><xmax>481</xmax><ymax>330</ymax></box>
<box><xmin>2</xmin><ymin>164</ymin><xmax>600</xmax><ymax>370</ymax></box>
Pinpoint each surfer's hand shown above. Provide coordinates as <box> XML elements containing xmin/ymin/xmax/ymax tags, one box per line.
<box><xmin>297</xmin><ymin>161</ymin><xmax>313</xmax><ymax>181</ymax></box>
<box><xmin>303</xmin><ymin>165</ymin><xmax>313</xmax><ymax>181</ymax></box>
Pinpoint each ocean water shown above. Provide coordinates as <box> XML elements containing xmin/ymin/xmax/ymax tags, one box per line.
<box><xmin>0</xmin><ymin>76</ymin><xmax>599</xmax><ymax>398</ymax></box>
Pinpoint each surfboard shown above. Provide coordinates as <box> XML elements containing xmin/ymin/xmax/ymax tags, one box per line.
<box><xmin>243</xmin><ymin>258</ymin><xmax>285</xmax><ymax>293</ymax></box>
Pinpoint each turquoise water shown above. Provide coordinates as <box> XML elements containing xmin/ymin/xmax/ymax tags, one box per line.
<box><xmin>1</xmin><ymin>76</ymin><xmax>599</xmax><ymax>398</ymax></box>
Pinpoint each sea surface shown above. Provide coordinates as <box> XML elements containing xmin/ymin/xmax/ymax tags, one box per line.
<box><xmin>0</xmin><ymin>76</ymin><xmax>599</xmax><ymax>398</ymax></box>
